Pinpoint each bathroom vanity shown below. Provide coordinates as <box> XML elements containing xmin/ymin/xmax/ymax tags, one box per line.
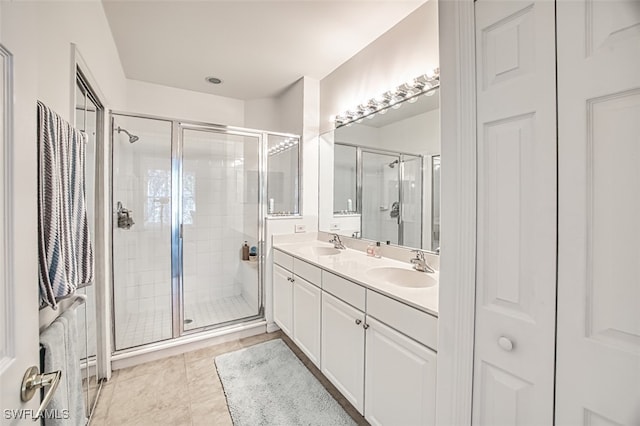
<box><xmin>272</xmin><ymin>237</ymin><xmax>438</xmax><ymax>426</ymax></box>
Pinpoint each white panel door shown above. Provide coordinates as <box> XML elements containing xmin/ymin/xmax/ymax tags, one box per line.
<box><xmin>364</xmin><ymin>317</ymin><xmax>437</xmax><ymax>426</ymax></box>
<box><xmin>473</xmin><ymin>1</ymin><xmax>557</xmax><ymax>424</ymax></box>
<box><xmin>0</xmin><ymin>43</ymin><xmax>40</xmax><ymax>420</ymax></box>
<box><xmin>292</xmin><ymin>276</ymin><xmax>321</xmax><ymax>366</ymax></box>
<box><xmin>556</xmin><ymin>1</ymin><xmax>640</xmax><ymax>424</ymax></box>
<box><xmin>273</xmin><ymin>264</ymin><xmax>293</xmax><ymax>336</ymax></box>
<box><xmin>321</xmin><ymin>292</ymin><xmax>365</xmax><ymax>413</ymax></box>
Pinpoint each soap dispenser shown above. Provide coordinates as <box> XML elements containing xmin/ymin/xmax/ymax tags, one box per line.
<box><xmin>373</xmin><ymin>241</ymin><xmax>382</xmax><ymax>258</ymax></box>
<box><xmin>242</xmin><ymin>241</ymin><xmax>250</xmax><ymax>261</ymax></box>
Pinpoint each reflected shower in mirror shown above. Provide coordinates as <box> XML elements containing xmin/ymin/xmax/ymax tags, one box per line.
<box><xmin>319</xmin><ymin>89</ymin><xmax>440</xmax><ymax>252</ymax></box>
<box><xmin>267</xmin><ymin>134</ymin><xmax>300</xmax><ymax>216</ymax></box>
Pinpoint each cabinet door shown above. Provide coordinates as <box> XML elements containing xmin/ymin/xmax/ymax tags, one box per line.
<box><xmin>292</xmin><ymin>276</ymin><xmax>321</xmax><ymax>366</ymax></box>
<box><xmin>273</xmin><ymin>264</ymin><xmax>293</xmax><ymax>336</ymax></box>
<box><xmin>365</xmin><ymin>317</ymin><xmax>436</xmax><ymax>426</ymax></box>
<box><xmin>321</xmin><ymin>292</ymin><xmax>365</xmax><ymax>413</ymax></box>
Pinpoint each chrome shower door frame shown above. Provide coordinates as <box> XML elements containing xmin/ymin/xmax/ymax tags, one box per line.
<box><xmin>110</xmin><ymin>111</ymin><xmax>267</xmax><ymax>352</ymax></box>
<box><xmin>175</xmin><ymin>122</ymin><xmax>266</xmax><ymax>337</ymax></box>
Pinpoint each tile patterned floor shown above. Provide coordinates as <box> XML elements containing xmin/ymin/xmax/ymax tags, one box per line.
<box><xmin>116</xmin><ymin>295</ymin><xmax>256</xmax><ymax>350</ymax></box>
<box><xmin>91</xmin><ymin>331</ymin><xmax>368</xmax><ymax>426</ymax></box>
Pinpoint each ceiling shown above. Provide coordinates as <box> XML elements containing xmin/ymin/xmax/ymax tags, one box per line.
<box><xmin>102</xmin><ymin>0</ymin><xmax>427</xmax><ymax>100</ymax></box>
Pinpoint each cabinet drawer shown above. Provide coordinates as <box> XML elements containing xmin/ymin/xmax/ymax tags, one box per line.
<box><xmin>273</xmin><ymin>249</ymin><xmax>293</xmax><ymax>271</ymax></box>
<box><xmin>322</xmin><ymin>271</ymin><xmax>366</xmax><ymax>312</ymax></box>
<box><xmin>293</xmin><ymin>258</ymin><xmax>321</xmax><ymax>286</ymax></box>
<box><xmin>367</xmin><ymin>290</ymin><xmax>438</xmax><ymax>350</ymax></box>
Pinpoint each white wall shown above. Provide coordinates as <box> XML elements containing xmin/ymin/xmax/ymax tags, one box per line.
<box><xmin>378</xmin><ymin>108</ymin><xmax>440</xmax><ymax>155</ymax></box>
<box><xmin>319</xmin><ymin>0</ymin><xmax>439</xmax><ymax>133</ymax></box>
<box><xmin>35</xmin><ymin>2</ymin><xmax>127</xmax><ymax>119</ymax></box>
<box><xmin>244</xmin><ymin>97</ymin><xmax>281</xmax><ymax>131</ymax></box>
<box><xmin>126</xmin><ymin>79</ymin><xmax>245</xmax><ymax>126</ymax></box>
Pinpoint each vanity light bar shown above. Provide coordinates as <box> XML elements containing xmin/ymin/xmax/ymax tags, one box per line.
<box><xmin>333</xmin><ymin>68</ymin><xmax>440</xmax><ymax>128</ymax></box>
<box><xmin>268</xmin><ymin>138</ymin><xmax>299</xmax><ymax>157</ymax></box>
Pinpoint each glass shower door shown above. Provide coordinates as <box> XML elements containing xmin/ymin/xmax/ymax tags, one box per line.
<box><xmin>401</xmin><ymin>155</ymin><xmax>423</xmax><ymax>248</ymax></box>
<box><xmin>112</xmin><ymin>115</ymin><xmax>174</xmax><ymax>350</ymax></box>
<box><xmin>361</xmin><ymin>151</ymin><xmax>401</xmax><ymax>245</ymax></box>
<box><xmin>180</xmin><ymin>127</ymin><xmax>262</xmax><ymax>331</ymax></box>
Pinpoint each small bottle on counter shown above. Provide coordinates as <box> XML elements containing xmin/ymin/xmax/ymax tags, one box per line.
<box><xmin>242</xmin><ymin>241</ymin><xmax>250</xmax><ymax>261</ymax></box>
<box><xmin>366</xmin><ymin>242</ymin><xmax>375</xmax><ymax>257</ymax></box>
<box><xmin>373</xmin><ymin>241</ymin><xmax>382</xmax><ymax>258</ymax></box>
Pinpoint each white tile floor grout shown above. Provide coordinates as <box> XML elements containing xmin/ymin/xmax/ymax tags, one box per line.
<box><xmin>115</xmin><ymin>294</ymin><xmax>256</xmax><ymax>350</ymax></box>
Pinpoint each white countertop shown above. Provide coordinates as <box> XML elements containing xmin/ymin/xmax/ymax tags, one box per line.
<box><xmin>273</xmin><ymin>240</ymin><xmax>439</xmax><ymax>317</ymax></box>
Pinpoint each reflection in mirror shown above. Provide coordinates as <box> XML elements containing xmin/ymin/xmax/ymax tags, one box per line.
<box><xmin>267</xmin><ymin>134</ymin><xmax>300</xmax><ymax>216</ymax></box>
<box><xmin>319</xmin><ymin>90</ymin><xmax>440</xmax><ymax>252</ymax></box>
<box><xmin>431</xmin><ymin>155</ymin><xmax>440</xmax><ymax>252</ymax></box>
<box><xmin>333</xmin><ymin>144</ymin><xmax>357</xmax><ymax>214</ymax></box>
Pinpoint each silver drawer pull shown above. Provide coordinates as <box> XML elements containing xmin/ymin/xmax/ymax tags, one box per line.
<box><xmin>21</xmin><ymin>366</ymin><xmax>62</xmax><ymax>418</ymax></box>
<box><xmin>355</xmin><ymin>319</ymin><xmax>362</xmax><ymax>325</ymax></box>
<box><xmin>498</xmin><ymin>336</ymin><xmax>514</xmax><ymax>352</ymax></box>
<box><xmin>363</xmin><ymin>323</ymin><xmax>370</xmax><ymax>330</ymax></box>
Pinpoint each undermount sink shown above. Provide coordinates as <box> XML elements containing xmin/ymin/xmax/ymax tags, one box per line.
<box><xmin>365</xmin><ymin>267</ymin><xmax>437</xmax><ymax>288</ymax></box>
<box><xmin>308</xmin><ymin>246</ymin><xmax>342</xmax><ymax>256</ymax></box>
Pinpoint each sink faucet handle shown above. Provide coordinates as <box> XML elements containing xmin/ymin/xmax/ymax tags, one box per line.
<box><xmin>329</xmin><ymin>233</ymin><xmax>346</xmax><ymax>250</ymax></box>
<box><xmin>411</xmin><ymin>249</ymin><xmax>426</xmax><ymax>260</ymax></box>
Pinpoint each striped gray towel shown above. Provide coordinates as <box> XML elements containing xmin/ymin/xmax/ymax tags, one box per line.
<box><xmin>37</xmin><ymin>101</ymin><xmax>94</xmax><ymax>308</ymax></box>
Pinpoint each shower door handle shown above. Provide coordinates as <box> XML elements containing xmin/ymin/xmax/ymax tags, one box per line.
<box><xmin>179</xmin><ymin>224</ymin><xmax>183</xmax><ymax>239</ymax></box>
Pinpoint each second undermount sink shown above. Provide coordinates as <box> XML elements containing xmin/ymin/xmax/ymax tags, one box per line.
<box><xmin>365</xmin><ymin>267</ymin><xmax>437</xmax><ymax>289</ymax></box>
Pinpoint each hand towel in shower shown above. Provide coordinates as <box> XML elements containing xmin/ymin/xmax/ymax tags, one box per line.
<box><xmin>37</xmin><ymin>101</ymin><xmax>94</xmax><ymax>308</ymax></box>
<box><xmin>40</xmin><ymin>308</ymin><xmax>87</xmax><ymax>426</ymax></box>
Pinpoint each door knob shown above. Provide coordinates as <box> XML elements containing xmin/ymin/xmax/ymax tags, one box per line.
<box><xmin>21</xmin><ymin>366</ymin><xmax>62</xmax><ymax>417</ymax></box>
<box><xmin>355</xmin><ymin>319</ymin><xmax>362</xmax><ymax>325</ymax></box>
<box><xmin>498</xmin><ymin>336</ymin><xmax>514</xmax><ymax>352</ymax></box>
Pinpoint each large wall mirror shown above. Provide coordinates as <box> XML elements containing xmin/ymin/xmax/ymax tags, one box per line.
<box><xmin>319</xmin><ymin>90</ymin><xmax>440</xmax><ymax>252</ymax></box>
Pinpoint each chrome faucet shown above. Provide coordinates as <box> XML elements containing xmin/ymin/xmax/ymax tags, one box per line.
<box><xmin>329</xmin><ymin>234</ymin><xmax>346</xmax><ymax>250</ymax></box>
<box><xmin>410</xmin><ymin>250</ymin><xmax>435</xmax><ymax>273</ymax></box>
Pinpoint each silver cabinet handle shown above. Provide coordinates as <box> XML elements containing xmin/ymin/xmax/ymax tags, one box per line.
<box><xmin>498</xmin><ymin>336</ymin><xmax>514</xmax><ymax>352</ymax></box>
<box><xmin>21</xmin><ymin>366</ymin><xmax>62</xmax><ymax>418</ymax></box>
<box><xmin>355</xmin><ymin>319</ymin><xmax>362</xmax><ymax>325</ymax></box>
<box><xmin>363</xmin><ymin>323</ymin><xmax>370</xmax><ymax>330</ymax></box>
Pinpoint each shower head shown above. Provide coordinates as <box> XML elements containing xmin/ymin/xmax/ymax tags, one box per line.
<box><xmin>388</xmin><ymin>159</ymin><xmax>399</xmax><ymax>168</ymax></box>
<box><xmin>116</xmin><ymin>126</ymin><xmax>139</xmax><ymax>143</ymax></box>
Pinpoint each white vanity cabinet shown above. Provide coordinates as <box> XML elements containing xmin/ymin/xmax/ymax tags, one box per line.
<box><xmin>272</xmin><ymin>246</ymin><xmax>438</xmax><ymax>425</ymax></box>
<box><xmin>321</xmin><ymin>291</ymin><xmax>366</xmax><ymax>413</ymax></box>
<box><xmin>292</xmin><ymin>275</ymin><xmax>321</xmax><ymax>366</ymax></box>
<box><xmin>273</xmin><ymin>249</ymin><xmax>322</xmax><ymax>366</ymax></box>
<box><xmin>273</xmin><ymin>263</ymin><xmax>293</xmax><ymax>336</ymax></box>
<box><xmin>364</xmin><ymin>316</ymin><xmax>437</xmax><ymax>426</ymax></box>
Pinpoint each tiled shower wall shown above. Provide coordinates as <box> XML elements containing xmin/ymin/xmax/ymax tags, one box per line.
<box><xmin>112</xmin><ymin>118</ymin><xmax>174</xmax><ymax>348</ymax></box>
